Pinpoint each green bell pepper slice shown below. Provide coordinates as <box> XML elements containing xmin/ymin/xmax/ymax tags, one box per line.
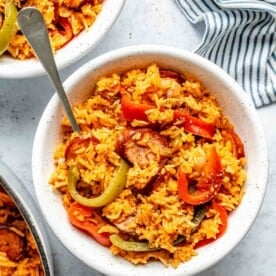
<box><xmin>68</xmin><ymin>158</ymin><xmax>129</xmax><ymax>207</ymax></box>
<box><xmin>192</xmin><ymin>205</ymin><xmax>206</xmax><ymax>227</ymax></box>
<box><xmin>0</xmin><ymin>0</ymin><xmax>18</xmax><ymax>56</ymax></box>
<box><xmin>110</xmin><ymin>234</ymin><xmax>186</xmax><ymax>252</ymax></box>
<box><xmin>110</xmin><ymin>234</ymin><xmax>156</xmax><ymax>252</ymax></box>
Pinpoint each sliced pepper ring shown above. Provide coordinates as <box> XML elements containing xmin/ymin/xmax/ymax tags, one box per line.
<box><xmin>110</xmin><ymin>234</ymin><xmax>186</xmax><ymax>252</ymax></box>
<box><xmin>67</xmin><ymin>158</ymin><xmax>129</xmax><ymax>207</ymax></box>
<box><xmin>177</xmin><ymin>145</ymin><xmax>223</xmax><ymax>205</ymax></box>
<box><xmin>0</xmin><ymin>0</ymin><xmax>18</xmax><ymax>56</ymax></box>
<box><xmin>195</xmin><ymin>201</ymin><xmax>228</xmax><ymax>248</ymax></box>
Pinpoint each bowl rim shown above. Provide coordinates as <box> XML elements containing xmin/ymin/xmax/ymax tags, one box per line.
<box><xmin>0</xmin><ymin>0</ymin><xmax>126</xmax><ymax>79</ymax></box>
<box><xmin>32</xmin><ymin>44</ymin><xmax>269</xmax><ymax>276</ymax></box>
<box><xmin>0</xmin><ymin>160</ymin><xmax>53</xmax><ymax>276</ymax></box>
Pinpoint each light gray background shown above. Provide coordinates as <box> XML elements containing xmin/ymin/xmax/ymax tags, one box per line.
<box><xmin>0</xmin><ymin>1</ymin><xmax>275</xmax><ymax>275</ymax></box>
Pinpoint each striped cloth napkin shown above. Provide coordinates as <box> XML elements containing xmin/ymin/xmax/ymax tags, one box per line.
<box><xmin>175</xmin><ymin>0</ymin><xmax>276</xmax><ymax>108</ymax></box>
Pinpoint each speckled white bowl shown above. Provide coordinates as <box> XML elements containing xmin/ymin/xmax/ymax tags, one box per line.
<box><xmin>0</xmin><ymin>0</ymin><xmax>125</xmax><ymax>79</ymax></box>
<box><xmin>0</xmin><ymin>160</ymin><xmax>53</xmax><ymax>275</ymax></box>
<box><xmin>32</xmin><ymin>45</ymin><xmax>268</xmax><ymax>276</ymax></box>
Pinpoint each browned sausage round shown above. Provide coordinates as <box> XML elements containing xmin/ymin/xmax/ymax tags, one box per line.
<box><xmin>160</xmin><ymin>69</ymin><xmax>185</xmax><ymax>84</ymax></box>
<box><xmin>0</xmin><ymin>226</ymin><xmax>24</xmax><ymax>261</ymax></box>
<box><xmin>117</xmin><ymin>128</ymin><xmax>170</xmax><ymax>168</ymax></box>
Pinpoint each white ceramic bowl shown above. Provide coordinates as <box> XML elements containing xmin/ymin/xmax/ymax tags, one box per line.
<box><xmin>0</xmin><ymin>0</ymin><xmax>125</xmax><ymax>79</ymax></box>
<box><xmin>0</xmin><ymin>160</ymin><xmax>53</xmax><ymax>275</ymax></box>
<box><xmin>32</xmin><ymin>45</ymin><xmax>268</xmax><ymax>276</ymax></box>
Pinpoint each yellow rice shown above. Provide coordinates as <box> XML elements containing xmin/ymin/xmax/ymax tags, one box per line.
<box><xmin>49</xmin><ymin>64</ymin><xmax>246</xmax><ymax>267</ymax></box>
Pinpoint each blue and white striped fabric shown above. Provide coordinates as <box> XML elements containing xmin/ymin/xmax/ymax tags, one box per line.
<box><xmin>175</xmin><ymin>0</ymin><xmax>276</xmax><ymax>107</ymax></box>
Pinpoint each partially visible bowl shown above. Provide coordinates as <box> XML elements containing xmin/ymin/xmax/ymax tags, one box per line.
<box><xmin>0</xmin><ymin>0</ymin><xmax>125</xmax><ymax>79</ymax></box>
<box><xmin>32</xmin><ymin>45</ymin><xmax>268</xmax><ymax>276</ymax></box>
<box><xmin>0</xmin><ymin>160</ymin><xmax>53</xmax><ymax>275</ymax></box>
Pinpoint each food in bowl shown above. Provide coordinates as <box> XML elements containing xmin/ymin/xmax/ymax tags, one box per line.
<box><xmin>49</xmin><ymin>63</ymin><xmax>246</xmax><ymax>268</ymax></box>
<box><xmin>0</xmin><ymin>0</ymin><xmax>103</xmax><ymax>59</ymax></box>
<box><xmin>0</xmin><ymin>0</ymin><xmax>125</xmax><ymax>79</ymax></box>
<box><xmin>0</xmin><ymin>186</ymin><xmax>45</xmax><ymax>275</ymax></box>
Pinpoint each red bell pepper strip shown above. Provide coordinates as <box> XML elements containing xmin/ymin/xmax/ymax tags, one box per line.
<box><xmin>53</xmin><ymin>1</ymin><xmax>60</xmax><ymax>22</ymax></box>
<box><xmin>213</xmin><ymin>201</ymin><xmax>228</xmax><ymax>239</ymax></box>
<box><xmin>195</xmin><ymin>201</ymin><xmax>228</xmax><ymax>248</ymax></box>
<box><xmin>68</xmin><ymin>202</ymin><xmax>111</xmax><ymax>247</ymax></box>
<box><xmin>177</xmin><ymin>145</ymin><xmax>223</xmax><ymax>205</ymax></box>
<box><xmin>121</xmin><ymin>94</ymin><xmax>154</xmax><ymax>121</ymax></box>
<box><xmin>174</xmin><ymin>111</ymin><xmax>216</xmax><ymax>139</ymax></box>
<box><xmin>222</xmin><ymin>129</ymin><xmax>245</xmax><ymax>159</ymax></box>
<box><xmin>50</xmin><ymin>17</ymin><xmax>73</xmax><ymax>50</ymax></box>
